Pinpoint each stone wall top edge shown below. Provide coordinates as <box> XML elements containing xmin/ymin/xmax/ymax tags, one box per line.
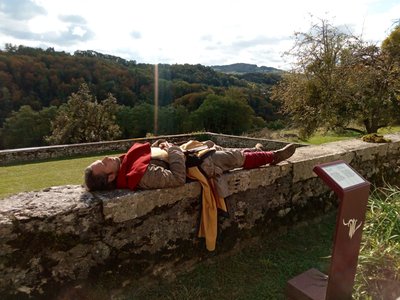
<box><xmin>0</xmin><ymin>132</ymin><xmax>207</xmax><ymax>154</ymax></box>
<box><xmin>0</xmin><ymin>132</ymin><xmax>304</xmax><ymax>154</ymax></box>
<box><xmin>206</xmin><ymin>132</ymin><xmax>306</xmax><ymax>146</ymax></box>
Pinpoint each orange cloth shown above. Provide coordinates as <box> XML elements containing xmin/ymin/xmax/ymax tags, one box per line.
<box><xmin>187</xmin><ymin>166</ymin><xmax>227</xmax><ymax>251</ymax></box>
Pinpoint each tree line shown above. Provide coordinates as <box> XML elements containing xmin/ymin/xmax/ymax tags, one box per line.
<box><xmin>0</xmin><ymin>45</ymin><xmax>282</xmax><ymax>149</ymax></box>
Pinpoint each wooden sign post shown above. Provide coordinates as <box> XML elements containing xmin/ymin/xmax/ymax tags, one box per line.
<box><xmin>285</xmin><ymin>160</ymin><xmax>370</xmax><ymax>300</ymax></box>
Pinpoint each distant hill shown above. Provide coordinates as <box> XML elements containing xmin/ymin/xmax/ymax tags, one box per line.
<box><xmin>211</xmin><ymin>63</ymin><xmax>282</xmax><ymax>74</ymax></box>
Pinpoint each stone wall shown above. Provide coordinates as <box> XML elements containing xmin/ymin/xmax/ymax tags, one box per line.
<box><xmin>0</xmin><ymin>132</ymin><xmax>289</xmax><ymax>166</ymax></box>
<box><xmin>1</xmin><ymin>134</ymin><xmax>400</xmax><ymax>298</ymax></box>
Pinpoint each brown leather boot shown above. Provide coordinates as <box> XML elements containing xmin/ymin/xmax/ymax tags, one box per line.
<box><xmin>271</xmin><ymin>144</ymin><xmax>296</xmax><ymax>165</ymax></box>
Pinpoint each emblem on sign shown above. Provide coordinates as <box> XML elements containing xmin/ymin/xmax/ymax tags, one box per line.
<box><xmin>343</xmin><ymin>218</ymin><xmax>362</xmax><ymax>239</ymax></box>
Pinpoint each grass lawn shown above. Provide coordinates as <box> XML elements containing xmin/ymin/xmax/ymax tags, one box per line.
<box><xmin>0</xmin><ymin>152</ymin><xmax>123</xmax><ymax>199</ymax></box>
<box><xmin>303</xmin><ymin>126</ymin><xmax>400</xmax><ymax>145</ymax></box>
<box><xmin>303</xmin><ymin>132</ymin><xmax>362</xmax><ymax>145</ymax></box>
<box><xmin>377</xmin><ymin>125</ymin><xmax>400</xmax><ymax>134</ymax></box>
<box><xmin>93</xmin><ymin>212</ymin><xmax>336</xmax><ymax>300</ymax></box>
<box><xmin>260</xmin><ymin>126</ymin><xmax>400</xmax><ymax>145</ymax></box>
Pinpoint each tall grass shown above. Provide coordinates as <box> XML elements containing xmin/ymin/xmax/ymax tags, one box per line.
<box><xmin>354</xmin><ymin>184</ymin><xmax>400</xmax><ymax>299</ymax></box>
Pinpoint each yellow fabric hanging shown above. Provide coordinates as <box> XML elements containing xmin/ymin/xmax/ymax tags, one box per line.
<box><xmin>187</xmin><ymin>166</ymin><xmax>227</xmax><ymax>251</ymax></box>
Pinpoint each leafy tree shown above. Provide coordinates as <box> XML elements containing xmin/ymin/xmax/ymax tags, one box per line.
<box><xmin>382</xmin><ymin>25</ymin><xmax>400</xmax><ymax>106</ymax></box>
<box><xmin>190</xmin><ymin>94</ymin><xmax>263</xmax><ymax>134</ymax></box>
<box><xmin>0</xmin><ymin>86</ymin><xmax>13</xmax><ymax>125</ymax></box>
<box><xmin>173</xmin><ymin>91</ymin><xmax>213</xmax><ymax>112</ymax></box>
<box><xmin>47</xmin><ymin>83</ymin><xmax>120</xmax><ymax>144</ymax></box>
<box><xmin>171</xmin><ymin>80</ymin><xmax>207</xmax><ymax>99</ymax></box>
<box><xmin>0</xmin><ymin>105</ymin><xmax>57</xmax><ymax>149</ymax></box>
<box><xmin>343</xmin><ymin>44</ymin><xmax>398</xmax><ymax>133</ymax></box>
<box><xmin>271</xmin><ymin>19</ymin><xmax>398</xmax><ymax>137</ymax></box>
<box><xmin>116</xmin><ymin>103</ymin><xmax>154</xmax><ymax>138</ymax></box>
<box><xmin>158</xmin><ymin>105</ymin><xmax>190</xmax><ymax>134</ymax></box>
<box><xmin>158</xmin><ymin>78</ymin><xmax>173</xmax><ymax>106</ymax></box>
<box><xmin>382</xmin><ymin>25</ymin><xmax>400</xmax><ymax>62</ymax></box>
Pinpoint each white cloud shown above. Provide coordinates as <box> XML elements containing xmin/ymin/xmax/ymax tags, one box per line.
<box><xmin>0</xmin><ymin>0</ymin><xmax>398</xmax><ymax>68</ymax></box>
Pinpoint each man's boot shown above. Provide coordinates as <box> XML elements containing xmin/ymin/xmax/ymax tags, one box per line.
<box><xmin>271</xmin><ymin>144</ymin><xmax>296</xmax><ymax>165</ymax></box>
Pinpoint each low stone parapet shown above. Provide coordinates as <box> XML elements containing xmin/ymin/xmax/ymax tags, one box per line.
<box><xmin>1</xmin><ymin>134</ymin><xmax>400</xmax><ymax>298</ymax></box>
<box><xmin>0</xmin><ymin>132</ymin><xmax>289</xmax><ymax>166</ymax></box>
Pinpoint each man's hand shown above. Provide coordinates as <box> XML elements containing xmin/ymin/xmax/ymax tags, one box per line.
<box><xmin>159</xmin><ymin>141</ymin><xmax>173</xmax><ymax>150</ymax></box>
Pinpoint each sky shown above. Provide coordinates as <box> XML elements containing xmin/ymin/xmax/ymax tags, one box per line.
<box><xmin>0</xmin><ymin>0</ymin><xmax>399</xmax><ymax>69</ymax></box>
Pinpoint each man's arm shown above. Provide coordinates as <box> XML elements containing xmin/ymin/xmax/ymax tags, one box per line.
<box><xmin>137</xmin><ymin>145</ymin><xmax>186</xmax><ymax>189</ymax></box>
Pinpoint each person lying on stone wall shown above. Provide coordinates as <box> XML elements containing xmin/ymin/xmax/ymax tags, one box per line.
<box><xmin>84</xmin><ymin>140</ymin><xmax>296</xmax><ymax>194</ymax></box>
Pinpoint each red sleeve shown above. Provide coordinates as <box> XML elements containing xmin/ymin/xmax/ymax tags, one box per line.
<box><xmin>116</xmin><ymin>143</ymin><xmax>151</xmax><ymax>190</ymax></box>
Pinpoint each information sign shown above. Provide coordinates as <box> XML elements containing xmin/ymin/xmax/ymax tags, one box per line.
<box><xmin>320</xmin><ymin>163</ymin><xmax>365</xmax><ymax>189</ymax></box>
<box><xmin>286</xmin><ymin>160</ymin><xmax>370</xmax><ymax>300</ymax></box>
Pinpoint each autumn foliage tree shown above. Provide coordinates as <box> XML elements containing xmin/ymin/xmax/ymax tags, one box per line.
<box><xmin>47</xmin><ymin>83</ymin><xmax>120</xmax><ymax>144</ymax></box>
<box><xmin>271</xmin><ymin>19</ymin><xmax>400</xmax><ymax>137</ymax></box>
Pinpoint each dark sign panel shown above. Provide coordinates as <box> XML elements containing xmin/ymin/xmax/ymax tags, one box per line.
<box><xmin>286</xmin><ymin>160</ymin><xmax>370</xmax><ymax>300</ymax></box>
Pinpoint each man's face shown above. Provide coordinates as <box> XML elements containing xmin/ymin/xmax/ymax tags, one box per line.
<box><xmin>90</xmin><ymin>156</ymin><xmax>120</xmax><ymax>183</ymax></box>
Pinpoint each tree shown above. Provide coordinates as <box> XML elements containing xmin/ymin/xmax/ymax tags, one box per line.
<box><xmin>0</xmin><ymin>86</ymin><xmax>13</xmax><ymax>125</ymax></box>
<box><xmin>382</xmin><ymin>25</ymin><xmax>400</xmax><ymax>62</ymax></box>
<box><xmin>190</xmin><ymin>94</ymin><xmax>262</xmax><ymax>135</ymax></box>
<box><xmin>116</xmin><ymin>103</ymin><xmax>154</xmax><ymax>138</ymax></box>
<box><xmin>47</xmin><ymin>83</ymin><xmax>120</xmax><ymax>144</ymax></box>
<box><xmin>271</xmin><ymin>19</ymin><xmax>398</xmax><ymax>137</ymax></box>
<box><xmin>158</xmin><ymin>105</ymin><xmax>190</xmax><ymax>135</ymax></box>
<box><xmin>343</xmin><ymin>44</ymin><xmax>397</xmax><ymax>133</ymax></box>
<box><xmin>382</xmin><ymin>25</ymin><xmax>400</xmax><ymax>108</ymax></box>
<box><xmin>0</xmin><ymin>105</ymin><xmax>57</xmax><ymax>149</ymax></box>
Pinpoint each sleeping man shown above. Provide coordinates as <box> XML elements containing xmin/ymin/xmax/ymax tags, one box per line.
<box><xmin>84</xmin><ymin>140</ymin><xmax>296</xmax><ymax>193</ymax></box>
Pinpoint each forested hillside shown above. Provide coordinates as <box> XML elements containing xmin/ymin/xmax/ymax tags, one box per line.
<box><xmin>0</xmin><ymin>45</ymin><xmax>283</xmax><ymax>149</ymax></box>
<box><xmin>212</xmin><ymin>63</ymin><xmax>282</xmax><ymax>74</ymax></box>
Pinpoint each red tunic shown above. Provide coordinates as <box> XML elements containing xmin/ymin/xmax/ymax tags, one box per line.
<box><xmin>116</xmin><ymin>143</ymin><xmax>151</xmax><ymax>190</ymax></box>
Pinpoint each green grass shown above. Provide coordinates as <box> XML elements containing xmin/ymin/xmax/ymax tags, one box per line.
<box><xmin>265</xmin><ymin>126</ymin><xmax>400</xmax><ymax>145</ymax></box>
<box><xmin>93</xmin><ymin>186</ymin><xmax>399</xmax><ymax>300</ymax></box>
<box><xmin>300</xmin><ymin>126</ymin><xmax>400</xmax><ymax>145</ymax></box>
<box><xmin>353</xmin><ymin>184</ymin><xmax>400</xmax><ymax>299</ymax></box>
<box><xmin>95</xmin><ymin>213</ymin><xmax>336</xmax><ymax>300</ymax></box>
<box><xmin>0</xmin><ymin>153</ymin><xmax>122</xmax><ymax>199</ymax></box>
<box><xmin>303</xmin><ymin>133</ymin><xmax>361</xmax><ymax>145</ymax></box>
<box><xmin>377</xmin><ymin>125</ymin><xmax>400</xmax><ymax>134</ymax></box>
<box><xmin>298</xmin><ymin>129</ymin><xmax>363</xmax><ymax>145</ymax></box>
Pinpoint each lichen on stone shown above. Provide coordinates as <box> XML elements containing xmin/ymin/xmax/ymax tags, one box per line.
<box><xmin>362</xmin><ymin>133</ymin><xmax>391</xmax><ymax>143</ymax></box>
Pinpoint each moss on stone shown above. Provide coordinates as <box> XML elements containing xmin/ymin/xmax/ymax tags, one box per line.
<box><xmin>362</xmin><ymin>133</ymin><xmax>392</xmax><ymax>143</ymax></box>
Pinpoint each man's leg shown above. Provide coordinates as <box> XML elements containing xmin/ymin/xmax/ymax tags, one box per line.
<box><xmin>242</xmin><ymin>144</ymin><xmax>296</xmax><ymax>169</ymax></box>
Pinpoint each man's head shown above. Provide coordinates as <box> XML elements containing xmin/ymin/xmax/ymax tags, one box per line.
<box><xmin>84</xmin><ymin>156</ymin><xmax>120</xmax><ymax>191</ymax></box>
